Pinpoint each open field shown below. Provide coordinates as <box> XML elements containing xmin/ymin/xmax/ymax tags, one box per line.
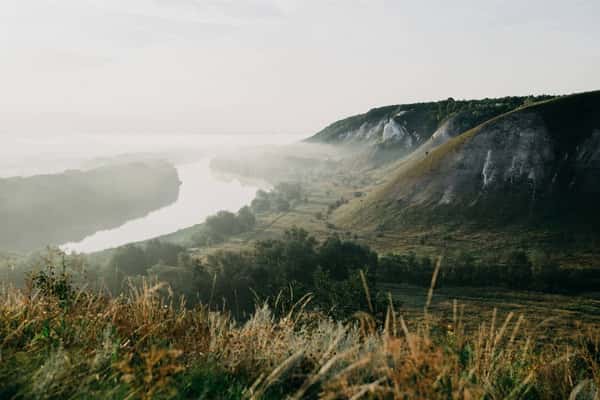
<box><xmin>385</xmin><ymin>283</ymin><xmax>600</xmax><ymax>341</ymax></box>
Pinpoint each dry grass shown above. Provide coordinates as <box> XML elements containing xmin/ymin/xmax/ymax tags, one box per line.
<box><xmin>1</xmin><ymin>275</ymin><xmax>599</xmax><ymax>399</ymax></box>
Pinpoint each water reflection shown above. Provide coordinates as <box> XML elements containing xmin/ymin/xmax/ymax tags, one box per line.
<box><xmin>61</xmin><ymin>158</ymin><xmax>269</xmax><ymax>253</ymax></box>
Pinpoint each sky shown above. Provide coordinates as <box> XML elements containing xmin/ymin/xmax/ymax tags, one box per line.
<box><xmin>1</xmin><ymin>0</ymin><xmax>599</xmax><ymax>136</ymax></box>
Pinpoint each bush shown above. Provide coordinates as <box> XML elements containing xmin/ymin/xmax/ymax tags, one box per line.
<box><xmin>109</xmin><ymin>244</ymin><xmax>150</xmax><ymax>276</ymax></box>
<box><xmin>194</xmin><ymin>206</ymin><xmax>257</xmax><ymax>247</ymax></box>
<box><xmin>206</xmin><ymin>211</ymin><xmax>239</xmax><ymax>236</ymax></box>
<box><xmin>236</xmin><ymin>206</ymin><xmax>256</xmax><ymax>231</ymax></box>
<box><xmin>275</xmin><ymin>197</ymin><xmax>290</xmax><ymax>212</ymax></box>
<box><xmin>250</xmin><ymin>183</ymin><xmax>303</xmax><ymax>214</ymax></box>
<box><xmin>30</xmin><ymin>257</ymin><xmax>74</xmax><ymax>306</ymax></box>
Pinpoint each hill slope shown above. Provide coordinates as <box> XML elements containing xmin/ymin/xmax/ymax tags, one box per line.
<box><xmin>334</xmin><ymin>91</ymin><xmax>600</xmax><ymax>235</ymax></box>
<box><xmin>308</xmin><ymin>95</ymin><xmax>554</xmax><ymax>164</ymax></box>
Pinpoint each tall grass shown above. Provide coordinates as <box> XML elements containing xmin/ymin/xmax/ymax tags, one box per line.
<box><xmin>0</xmin><ymin>269</ymin><xmax>598</xmax><ymax>399</ymax></box>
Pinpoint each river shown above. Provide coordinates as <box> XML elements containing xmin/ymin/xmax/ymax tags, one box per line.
<box><xmin>60</xmin><ymin>158</ymin><xmax>268</xmax><ymax>253</ymax></box>
<box><xmin>0</xmin><ymin>133</ymin><xmax>303</xmax><ymax>253</ymax></box>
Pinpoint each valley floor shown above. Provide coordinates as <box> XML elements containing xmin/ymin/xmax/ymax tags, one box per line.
<box><xmin>385</xmin><ymin>283</ymin><xmax>600</xmax><ymax>340</ymax></box>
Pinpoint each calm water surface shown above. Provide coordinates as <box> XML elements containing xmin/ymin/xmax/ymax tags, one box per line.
<box><xmin>60</xmin><ymin>158</ymin><xmax>268</xmax><ymax>253</ymax></box>
<box><xmin>0</xmin><ymin>133</ymin><xmax>303</xmax><ymax>253</ymax></box>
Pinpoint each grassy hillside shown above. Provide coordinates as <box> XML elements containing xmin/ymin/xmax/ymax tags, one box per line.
<box><xmin>335</xmin><ymin>91</ymin><xmax>600</xmax><ymax>227</ymax></box>
<box><xmin>307</xmin><ymin>91</ymin><xmax>600</xmax><ymax>270</ymax></box>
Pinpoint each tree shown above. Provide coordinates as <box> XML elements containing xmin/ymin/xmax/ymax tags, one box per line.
<box><xmin>251</xmin><ymin>190</ymin><xmax>271</xmax><ymax>213</ymax></box>
<box><xmin>206</xmin><ymin>211</ymin><xmax>238</xmax><ymax>236</ymax></box>
<box><xmin>236</xmin><ymin>206</ymin><xmax>256</xmax><ymax>231</ymax></box>
<box><xmin>275</xmin><ymin>182</ymin><xmax>302</xmax><ymax>202</ymax></box>
<box><xmin>109</xmin><ymin>244</ymin><xmax>149</xmax><ymax>276</ymax></box>
<box><xmin>275</xmin><ymin>197</ymin><xmax>290</xmax><ymax>212</ymax></box>
<box><xmin>254</xmin><ymin>227</ymin><xmax>318</xmax><ymax>286</ymax></box>
<box><xmin>318</xmin><ymin>235</ymin><xmax>378</xmax><ymax>282</ymax></box>
<box><xmin>145</xmin><ymin>240</ymin><xmax>184</xmax><ymax>266</ymax></box>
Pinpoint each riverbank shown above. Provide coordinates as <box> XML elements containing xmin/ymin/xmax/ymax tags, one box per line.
<box><xmin>0</xmin><ymin>160</ymin><xmax>181</xmax><ymax>252</ymax></box>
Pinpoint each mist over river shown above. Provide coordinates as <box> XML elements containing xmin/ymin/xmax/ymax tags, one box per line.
<box><xmin>60</xmin><ymin>158</ymin><xmax>267</xmax><ymax>253</ymax></box>
<box><xmin>0</xmin><ymin>133</ymin><xmax>304</xmax><ymax>253</ymax></box>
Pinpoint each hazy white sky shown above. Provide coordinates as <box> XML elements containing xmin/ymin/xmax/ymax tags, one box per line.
<box><xmin>1</xmin><ymin>0</ymin><xmax>599</xmax><ymax>135</ymax></box>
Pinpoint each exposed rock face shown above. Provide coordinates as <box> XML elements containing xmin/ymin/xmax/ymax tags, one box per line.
<box><xmin>344</xmin><ymin>91</ymin><xmax>600</xmax><ymax>227</ymax></box>
<box><xmin>308</xmin><ymin>96</ymin><xmax>554</xmax><ymax>165</ymax></box>
<box><xmin>575</xmin><ymin>129</ymin><xmax>600</xmax><ymax>192</ymax></box>
<box><xmin>351</xmin><ymin>120</ymin><xmax>385</xmax><ymax>142</ymax></box>
<box><xmin>430</xmin><ymin>111</ymin><xmax>554</xmax><ymax>202</ymax></box>
<box><xmin>310</xmin><ymin>107</ymin><xmax>426</xmax><ymax>151</ymax></box>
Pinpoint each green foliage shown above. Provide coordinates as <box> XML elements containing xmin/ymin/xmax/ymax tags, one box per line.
<box><xmin>192</xmin><ymin>206</ymin><xmax>257</xmax><ymax>247</ymax></box>
<box><xmin>236</xmin><ymin>206</ymin><xmax>256</xmax><ymax>232</ymax></box>
<box><xmin>504</xmin><ymin>250</ymin><xmax>533</xmax><ymax>290</ymax></box>
<box><xmin>318</xmin><ymin>235</ymin><xmax>377</xmax><ymax>281</ymax></box>
<box><xmin>109</xmin><ymin>244</ymin><xmax>151</xmax><ymax>276</ymax></box>
<box><xmin>146</xmin><ymin>264</ymin><xmax>197</xmax><ymax>299</ymax></box>
<box><xmin>379</xmin><ymin>248</ymin><xmax>600</xmax><ymax>293</ymax></box>
<box><xmin>191</xmin><ymin>229</ymin><xmax>225</xmax><ymax>247</ymax></box>
<box><xmin>174</xmin><ymin>364</ymin><xmax>249</xmax><ymax>400</ymax></box>
<box><xmin>106</xmin><ymin>241</ymin><xmax>189</xmax><ymax>292</ymax></box>
<box><xmin>198</xmin><ymin>228</ymin><xmax>380</xmax><ymax>319</ymax></box>
<box><xmin>309</xmin><ymin>95</ymin><xmax>555</xmax><ymax>145</ymax></box>
<box><xmin>30</xmin><ymin>257</ymin><xmax>75</xmax><ymax>307</ymax></box>
<box><xmin>250</xmin><ymin>182</ymin><xmax>303</xmax><ymax>214</ymax></box>
<box><xmin>206</xmin><ymin>211</ymin><xmax>239</xmax><ymax>236</ymax></box>
<box><xmin>254</xmin><ymin>227</ymin><xmax>319</xmax><ymax>286</ymax></box>
<box><xmin>250</xmin><ymin>189</ymin><xmax>271</xmax><ymax>213</ymax></box>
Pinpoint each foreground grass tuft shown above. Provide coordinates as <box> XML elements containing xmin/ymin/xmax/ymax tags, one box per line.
<box><xmin>0</xmin><ymin>271</ymin><xmax>599</xmax><ymax>399</ymax></box>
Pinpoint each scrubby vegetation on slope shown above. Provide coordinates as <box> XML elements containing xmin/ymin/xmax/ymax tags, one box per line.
<box><xmin>308</xmin><ymin>95</ymin><xmax>554</xmax><ymax>145</ymax></box>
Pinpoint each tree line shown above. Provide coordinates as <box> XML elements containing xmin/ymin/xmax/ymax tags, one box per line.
<box><xmin>100</xmin><ymin>230</ymin><xmax>600</xmax><ymax>324</ymax></box>
<box><xmin>103</xmin><ymin>227</ymin><xmax>380</xmax><ymax>319</ymax></box>
<box><xmin>379</xmin><ymin>250</ymin><xmax>600</xmax><ymax>293</ymax></box>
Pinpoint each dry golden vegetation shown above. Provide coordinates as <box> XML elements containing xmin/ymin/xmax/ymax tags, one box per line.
<box><xmin>1</xmin><ymin>262</ymin><xmax>599</xmax><ymax>400</ymax></box>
